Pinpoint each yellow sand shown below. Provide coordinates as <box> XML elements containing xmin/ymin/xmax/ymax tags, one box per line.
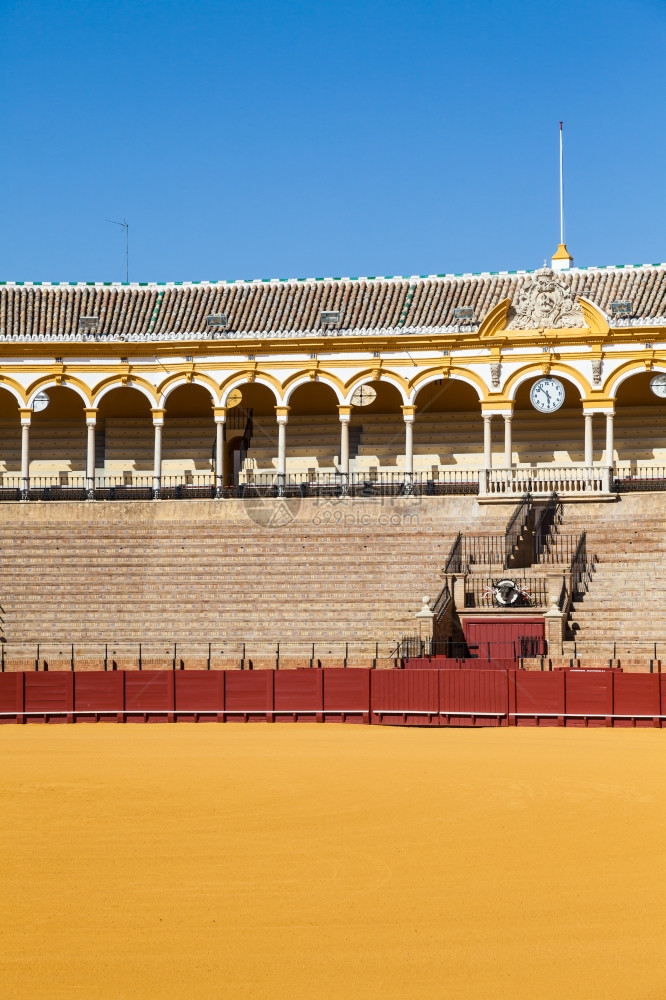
<box><xmin>1</xmin><ymin>726</ymin><xmax>665</xmax><ymax>1000</ymax></box>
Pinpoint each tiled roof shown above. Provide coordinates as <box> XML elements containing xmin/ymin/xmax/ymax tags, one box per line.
<box><xmin>1</xmin><ymin>264</ymin><xmax>666</xmax><ymax>341</ymax></box>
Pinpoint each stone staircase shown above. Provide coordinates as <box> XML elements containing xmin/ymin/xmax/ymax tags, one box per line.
<box><xmin>559</xmin><ymin>493</ymin><xmax>666</xmax><ymax>661</ymax></box>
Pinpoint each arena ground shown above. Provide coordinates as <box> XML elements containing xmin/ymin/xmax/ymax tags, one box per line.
<box><xmin>1</xmin><ymin>726</ymin><xmax>664</xmax><ymax>999</ymax></box>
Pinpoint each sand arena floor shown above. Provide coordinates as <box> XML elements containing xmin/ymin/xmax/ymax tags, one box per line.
<box><xmin>1</xmin><ymin>726</ymin><xmax>665</xmax><ymax>1000</ymax></box>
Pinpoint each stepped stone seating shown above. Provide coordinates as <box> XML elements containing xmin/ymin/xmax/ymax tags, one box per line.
<box><xmin>557</xmin><ymin>493</ymin><xmax>666</xmax><ymax>663</ymax></box>
<box><xmin>0</xmin><ymin>495</ymin><xmax>510</xmax><ymax>671</ymax></box>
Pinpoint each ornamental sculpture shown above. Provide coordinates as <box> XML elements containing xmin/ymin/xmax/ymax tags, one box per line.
<box><xmin>506</xmin><ymin>268</ymin><xmax>585</xmax><ymax>330</ymax></box>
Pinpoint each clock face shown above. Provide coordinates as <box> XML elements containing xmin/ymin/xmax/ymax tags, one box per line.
<box><xmin>650</xmin><ymin>375</ymin><xmax>666</xmax><ymax>398</ymax></box>
<box><xmin>530</xmin><ymin>377</ymin><xmax>565</xmax><ymax>413</ymax></box>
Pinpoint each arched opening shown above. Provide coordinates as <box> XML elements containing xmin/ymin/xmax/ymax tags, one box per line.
<box><xmin>512</xmin><ymin>376</ymin><xmax>586</xmax><ymax>466</ymax></box>
<box><xmin>412</xmin><ymin>378</ymin><xmax>482</xmax><ymax>472</ymax></box>
<box><xmin>96</xmin><ymin>387</ymin><xmax>153</xmax><ymax>483</ymax></box>
<box><xmin>30</xmin><ymin>386</ymin><xmax>85</xmax><ymax>484</ymax></box>
<box><xmin>226</xmin><ymin>383</ymin><xmax>277</xmax><ymax>483</ymax></box>
<box><xmin>613</xmin><ymin>372</ymin><xmax>666</xmax><ymax>472</ymax></box>
<box><xmin>349</xmin><ymin>380</ymin><xmax>405</xmax><ymax>473</ymax></box>
<box><xmin>163</xmin><ymin>384</ymin><xmax>215</xmax><ymax>483</ymax></box>
<box><xmin>0</xmin><ymin>389</ymin><xmax>20</xmax><ymax>482</ymax></box>
<box><xmin>286</xmin><ymin>381</ymin><xmax>341</xmax><ymax>475</ymax></box>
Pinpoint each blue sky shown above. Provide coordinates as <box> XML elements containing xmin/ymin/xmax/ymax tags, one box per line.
<box><xmin>2</xmin><ymin>0</ymin><xmax>665</xmax><ymax>281</ymax></box>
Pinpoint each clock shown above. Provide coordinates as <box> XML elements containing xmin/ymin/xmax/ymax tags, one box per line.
<box><xmin>530</xmin><ymin>377</ymin><xmax>565</xmax><ymax>413</ymax></box>
<box><xmin>650</xmin><ymin>374</ymin><xmax>666</xmax><ymax>398</ymax></box>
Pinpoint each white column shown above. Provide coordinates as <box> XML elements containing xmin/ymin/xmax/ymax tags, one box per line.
<box><xmin>402</xmin><ymin>406</ymin><xmax>415</xmax><ymax>487</ymax></box>
<box><xmin>19</xmin><ymin>408</ymin><xmax>31</xmax><ymax>499</ymax></box>
<box><xmin>503</xmin><ymin>412</ymin><xmax>513</xmax><ymax>468</ymax></box>
<box><xmin>85</xmin><ymin>408</ymin><xmax>97</xmax><ymax>499</ymax></box>
<box><xmin>605</xmin><ymin>412</ymin><xmax>614</xmax><ymax>468</ymax></box>
<box><xmin>214</xmin><ymin>409</ymin><xmax>226</xmax><ymax>497</ymax></box>
<box><xmin>483</xmin><ymin>414</ymin><xmax>493</xmax><ymax>469</ymax></box>
<box><xmin>275</xmin><ymin>406</ymin><xmax>289</xmax><ymax>495</ymax></box>
<box><xmin>338</xmin><ymin>406</ymin><xmax>350</xmax><ymax>479</ymax></box>
<box><xmin>584</xmin><ymin>412</ymin><xmax>593</xmax><ymax>467</ymax></box>
<box><xmin>152</xmin><ymin>408</ymin><xmax>165</xmax><ymax>497</ymax></box>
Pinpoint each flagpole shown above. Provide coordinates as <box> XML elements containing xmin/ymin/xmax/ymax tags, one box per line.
<box><xmin>559</xmin><ymin>121</ymin><xmax>564</xmax><ymax>246</ymax></box>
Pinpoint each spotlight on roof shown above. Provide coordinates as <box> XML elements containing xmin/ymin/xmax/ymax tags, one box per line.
<box><xmin>79</xmin><ymin>316</ymin><xmax>99</xmax><ymax>331</ymax></box>
<box><xmin>207</xmin><ymin>313</ymin><xmax>228</xmax><ymax>329</ymax></box>
<box><xmin>453</xmin><ymin>306</ymin><xmax>475</xmax><ymax>322</ymax></box>
<box><xmin>321</xmin><ymin>310</ymin><xmax>341</xmax><ymax>327</ymax></box>
<box><xmin>610</xmin><ymin>300</ymin><xmax>632</xmax><ymax>318</ymax></box>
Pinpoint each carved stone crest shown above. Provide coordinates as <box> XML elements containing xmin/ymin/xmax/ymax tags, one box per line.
<box><xmin>506</xmin><ymin>268</ymin><xmax>585</xmax><ymax>330</ymax></box>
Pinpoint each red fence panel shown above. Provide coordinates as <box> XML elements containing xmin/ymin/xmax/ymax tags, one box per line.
<box><xmin>124</xmin><ymin>671</ymin><xmax>174</xmax><ymax>722</ymax></box>
<box><xmin>565</xmin><ymin>670</ymin><xmax>611</xmax><ymax>725</ymax></box>
<box><xmin>174</xmin><ymin>671</ymin><xmax>223</xmax><ymax>721</ymax></box>
<box><xmin>74</xmin><ymin>672</ymin><xmax>124</xmax><ymax>722</ymax></box>
<box><xmin>613</xmin><ymin>673</ymin><xmax>661</xmax><ymax>726</ymax></box>
<box><xmin>0</xmin><ymin>673</ymin><xmax>23</xmax><ymax>723</ymax></box>
<box><xmin>274</xmin><ymin>669</ymin><xmax>322</xmax><ymax>721</ymax></box>
<box><xmin>372</xmin><ymin>669</ymin><xmax>439</xmax><ymax>725</ymax></box>
<box><xmin>322</xmin><ymin>668</ymin><xmax>370</xmax><ymax>723</ymax></box>
<box><xmin>512</xmin><ymin>671</ymin><xmax>563</xmax><ymax>726</ymax></box>
<box><xmin>224</xmin><ymin>670</ymin><xmax>272</xmax><ymax>721</ymax></box>
<box><xmin>24</xmin><ymin>673</ymin><xmax>73</xmax><ymax>723</ymax></box>
<box><xmin>439</xmin><ymin>670</ymin><xmax>507</xmax><ymax>727</ymax></box>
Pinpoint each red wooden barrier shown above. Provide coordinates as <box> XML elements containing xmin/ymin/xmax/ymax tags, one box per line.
<box><xmin>321</xmin><ymin>668</ymin><xmax>370</xmax><ymax>724</ymax></box>
<box><xmin>1</xmin><ymin>667</ymin><xmax>664</xmax><ymax>727</ymax></box>
<box><xmin>440</xmin><ymin>669</ymin><xmax>507</xmax><ymax>727</ymax></box>
<box><xmin>372</xmin><ymin>669</ymin><xmax>439</xmax><ymax>726</ymax></box>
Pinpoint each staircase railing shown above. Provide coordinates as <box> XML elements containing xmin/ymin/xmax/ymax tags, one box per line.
<box><xmin>534</xmin><ymin>492</ymin><xmax>563</xmax><ymax>561</ymax></box>
<box><xmin>503</xmin><ymin>494</ymin><xmax>532</xmax><ymax>568</ymax></box>
<box><xmin>431</xmin><ymin>581</ymin><xmax>452</xmax><ymax>620</ymax></box>
<box><xmin>444</xmin><ymin>532</ymin><xmax>464</xmax><ymax>574</ymax></box>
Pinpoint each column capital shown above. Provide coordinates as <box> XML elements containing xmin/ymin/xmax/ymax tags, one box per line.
<box><xmin>151</xmin><ymin>407</ymin><xmax>166</xmax><ymax>426</ymax></box>
<box><xmin>275</xmin><ymin>405</ymin><xmax>290</xmax><ymax>422</ymax></box>
<box><xmin>401</xmin><ymin>405</ymin><xmax>416</xmax><ymax>422</ymax></box>
<box><xmin>85</xmin><ymin>407</ymin><xmax>98</xmax><ymax>425</ymax></box>
<box><xmin>213</xmin><ymin>406</ymin><xmax>227</xmax><ymax>422</ymax></box>
<box><xmin>19</xmin><ymin>408</ymin><xmax>32</xmax><ymax>425</ymax></box>
<box><xmin>338</xmin><ymin>405</ymin><xmax>352</xmax><ymax>421</ymax></box>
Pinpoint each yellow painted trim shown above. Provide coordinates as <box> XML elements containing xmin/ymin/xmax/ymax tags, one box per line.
<box><xmin>157</xmin><ymin>370</ymin><xmax>220</xmax><ymax>403</ymax></box>
<box><xmin>502</xmin><ymin>362</ymin><xmax>592</xmax><ymax>402</ymax></box>
<box><xmin>91</xmin><ymin>375</ymin><xmax>159</xmax><ymax>406</ymax></box>
<box><xmin>344</xmin><ymin>369</ymin><xmax>410</xmax><ymax>402</ymax></box>
<box><xmin>577</xmin><ymin>296</ymin><xmax>609</xmax><ymax>334</ymax></box>
<box><xmin>281</xmin><ymin>369</ymin><xmax>345</xmax><ymax>400</ymax></box>
<box><xmin>408</xmin><ymin>366</ymin><xmax>486</xmax><ymax>403</ymax></box>
<box><xmin>478</xmin><ymin>299</ymin><xmax>511</xmax><ymax>339</ymax></box>
<box><xmin>218</xmin><ymin>370</ymin><xmax>282</xmax><ymax>405</ymax></box>
<box><xmin>26</xmin><ymin>375</ymin><xmax>93</xmax><ymax>406</ymax></box>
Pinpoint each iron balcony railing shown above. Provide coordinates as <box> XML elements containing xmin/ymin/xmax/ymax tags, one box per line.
<box><xmin>464</xmin><ymin>575</ymin><xmax>548</xmax><ymax>609</ymax></box>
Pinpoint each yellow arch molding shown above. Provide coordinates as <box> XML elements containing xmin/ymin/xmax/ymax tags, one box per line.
<box><xmin>503</xmin><ymin>362</ymin><xmax>593</xmax><ymax>403</ymax></box>
<box><xmin>157</xmin><ymin>371</ymin><xmax>220</xmax><ymax>403</ymax></box>
<box><xmin>26</xmin><ymin>375</ymin><xmax>93</xmax><ymax>406</ymax></box>
<box><xmin>409</xmin><ymin>366</ymin><xmax>487</xmax><ymax>403</ymax></box>
<box><xmin>0</xmin><ymin>377</ymin><xmax>31</xmax><ymax>407</ymax></box>
<box><xmin>281</xmin><ymin>370</ymin><xmax>345</xmax><ymax>404</ymax></box>
<box><xmin>219</xmin><ymin>370</ymin><xmax>282</xmax><ymax>406</ymax></box>
<box><xmin>91</xmin><ymin>375</ymin><xmax>159</xmax><ymax>407</ymax></box>
<box><xmin>577</xmin><ymin>296</ymin><xmax>610</xmax><ymax>334</ymax></box>
<box><xmin>344</xmin><ymin>369</ymin><xmax>410</xmax><ymax>404</ymax></box>
<box><xmin>604</xmin><ymin>359</ymin><xmax>666</xmax><ymax>398</ymax></box>
<box><xmin>478</xmin><ymin>299</ymin><xmax>511</xmax><ymax>339</ymax></box>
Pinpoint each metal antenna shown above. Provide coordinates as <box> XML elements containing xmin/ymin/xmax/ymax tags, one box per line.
<box><xmin>107</xmin><ymin>218</ymin><xmax>129</xmax><ymax>282</ymax></box>
<box><xmin>559</xmin><ymin>122</ymin><xmax>564</xmax><ymax>246</ymax></box>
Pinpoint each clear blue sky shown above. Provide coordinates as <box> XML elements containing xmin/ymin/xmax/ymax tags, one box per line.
<box><xmin>2</xmin><ymin>0</ymin><xmax>665</xmax><ymax>282</ymax></box>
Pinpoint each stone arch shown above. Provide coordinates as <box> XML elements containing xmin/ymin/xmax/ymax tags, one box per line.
<box><xmin>220</xmin><ymin>372</ymin><xmax>280</xmax><ymax>408</ymax></box>
<box><xmin>95</xmin><ymin>386</ymin><xmax>155</xmax><ymax>482</ymax></box>
<box><xmin>286</xmin><ymin>380</ymin><xmax>343</xmax><ymax>473</ymax></box>
<box><xmin>408</xmin><ymin>368</ymin><xmax>486</xmax><ymax>405</ymax></box>
<box><xmin>28</xmin><ymin>385</ymin><xmax>88</xmax><ymax>482</ymax></box>
<box><xmin>343</xmin><ymin>370</ymin><xmax>409</xmax><ymax>406</ymax></box>
<box><xmin>0</xmin><ymin>380</ymin><xmax>27</xmax><ymax>407</ymax></box>
<box><xmin>27</xmin><ymin>377</ymin><xmax>91</xmax><ymax>408</ymax></box>
<box><xmin>605</xmin><ymin>361</ymin><xmax>666</xmax><ymax>399</ymax></box>
<box><xmin>220</xmin><ymin>380</ymin><xmax>280</xmax><ymax>484</ymax></box>
<box><xmin>281</xmin><ymin>371</ymin><xmax>345</xmax><ymax>405</ymax></box>
<box><xmin>408</xmin><ymin>375</ymin><xmax>484</xmax><ymax>474</ymax></box>
<box><xmin>0</xmin><ymin>386</ymin><xmax>23</xmax><ymax>478</ymax></box>
<box><xmin>610</xmin><ymin>368</ymin><xmax>666</xmax><ymax>469</ymax></box>
<box><xmin>92</xmin><ymin>377</ymin><xmax>158</xmax><ymax>408</ymax></box>
<box><xmin>162</xmin><ymin>383</ymin><xmax>218</xmax><ymax>478</ymax></box>
<box><xmin>158</xmin><ymin>373</ymin><xmax>219</xmax><ymax>407</ymax></box>
<box><xmin>510</xmin><ymin>370</ymin><xmax>588</xmax><ymax>467</ymax></box>
<box><xmin>504</xmin><ymin>364</ymin><xmax>590</xmax><ymax>403</ymax></box>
